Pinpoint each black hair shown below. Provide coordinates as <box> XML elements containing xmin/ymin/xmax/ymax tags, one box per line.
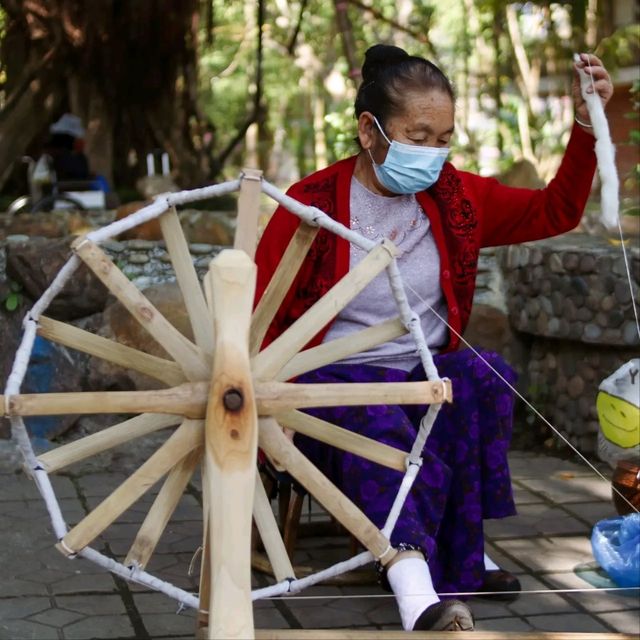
<box><xmin>354</xmin><ymin>44</ymin><xmax>455</xmax><ymax>126</ymax></box>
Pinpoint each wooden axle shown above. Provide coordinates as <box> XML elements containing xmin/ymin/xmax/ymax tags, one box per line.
<box><xmin>1</xmin><ymin>379</ymin><xmax>451</xmax><ymax>420</ymax></box>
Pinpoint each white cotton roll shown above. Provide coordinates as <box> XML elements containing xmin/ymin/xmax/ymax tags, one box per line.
<box><xmin>574</xmin><ymin>53</ymin><xmax>619</xmax><ymax>231</ymax></box>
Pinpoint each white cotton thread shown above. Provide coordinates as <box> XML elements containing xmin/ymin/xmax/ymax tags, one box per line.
<box><xmin>403</xmin><ymin>279</ymin><xmax>639</xmax><ymax>515</ymax></box>
<box><xmin>7</xmin><ymin>172</ymin><xmax>455</xmax><ymax>613</ymax></box>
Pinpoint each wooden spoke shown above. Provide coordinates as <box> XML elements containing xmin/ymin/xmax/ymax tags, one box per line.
<box><xmin>159</xmin><ymin>207</ymin><xmax>214</xmax><ymax>353</ymax></box>
<box><xmin>252</xmin><ymin>473</ymin><xmax>295</xmax><ymax>582</ymax></box>
<box><xmin>234</xmin><ymin>169</ymin><xmax>263</xmax><ymax>260</ymax></box>
<box><xmin>58</xmin><ymin>419</ymin><xmax>204</xmax><ymax>555</ymax></box>
<box><xmin>72</xmin><ymin>237</ymin><xmax>209</xmax><ymax>381</ymax></box>
<box><xmin>255</xmin><ymin>380</ymin><xmax>452</xmax><ymax>414</ymax></box>
<box><xmin>125</xmin><ymin>447</ymin><xmax>202</xmax><ymax>569</ymax></box>
<box><xmin>205</xmin><ymin>250</ymin><xmax>258</xmax><ymax>639</ymax></box>
<box><xmin>249</xmin><ymin>222</ymin><xmax>319</xmax><ymax>355</ymax></box>
<box><xmin>253</xmin><ymin>240</ymin><xmax>398</xmax><ymax>381</ymax></box>
<box><xmin>37</xmin><ymin>316</ymin><xmax>186</xmax><ymax>387</ymax></box>
<box><xmin>258</xmin><ymin>418</ymin><xmax>396</xmax><ymax>567</ymax></box>
<box><xmin>37</xmin><ymin>413</ymin><xmax>180</xmax><ymax>473</ymax></box>
<box><xmin>276</xmin><ymin>410</ymin><xmax>407</xmax><ymax>472</ymax></box>
<box><xmin>6</xmin><ymin>382</ymin><xmax>209</xmax><ymax>419</ymax></box>
<box><xmin>277</xmin><ymin>317</ymin><xmax>407</xmax><ymax>381</ymax></box>
<box><xmin>197</xmin><ymin>462</ymin><xmax>212</xmax><ymax>632</ymax></box>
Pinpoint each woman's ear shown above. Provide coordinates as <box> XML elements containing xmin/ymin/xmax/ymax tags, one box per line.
<box><xmin>357</xmin><ymin>112</ymin><xmax>376</xmax><ymax>150</ymax></box>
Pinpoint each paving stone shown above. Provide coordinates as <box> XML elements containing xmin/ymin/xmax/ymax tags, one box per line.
<box><xmin>132</xmin><ymin>591</ymin><xmax>189</xmax><ymax>614</ymax></box>
<box><xmin>0</xmin><ymin>577</ymin><xmax>49</xmax><ymax>597</ymax></box>
<box><xmin>47</xmin><ymin>474</ymin><xmax>79</xmax><ymax>499</ymax></box>
<box><xmin>2</xmin><ymin>450</ymin><xmax>638</xmax><ymax>636</ymax></box>
<box><xmin>55</xmin><ymin>594</ymin><xmax>129</xmax><ymax>615</ymax></box>
<box><xmin>0</xmin><ymin>618</ymin><xmax>60</xmax><ymax>639</ymax></box>
<box><xmin>520</xmin><ymin>475</ymin><xmax>611</xmax><ymax>503</ymax></box>
<box><xmin>62</xmin><ymin>615</ymin><xmax>136</xmax><ymax>639</ymax></box>
<box><xmin>497</xmin><ymin>536</ymin><xmax>594</xmax><ymax>572</ymax></box>
<box><xmin>362</xmin><ymin>597</ymin><xmax>400</xmax><ymax>626</ymax></box>
<box><xmin>75</xmin><ymin>473</ymin><xmax>130</xmax><ymax>497</ymax></box>
<box><xmin>565</xmin><ymin>500</ymin><xmax>618</xmax><ymax>524</ymax></box>
<box><xmin>0</xmin><ymin>473</ymin><xmax>41</xmax><ymax>500</ymax></box>
<box><xmin>543</xmin><ymin>570</ymin><xmax>640</xmax><ymax>612</ymax></box>
<box><xmin>30</xmin><ymin>606</ymin><xmax>84</xmax><ymax>627</ymax></box>
<box><xmin>253</xmin><ymin>604</ymin><xmax>293</xmax><ymax>629</ymax></box>
<box><xmin>466</xmin><ymin>598</ymin><xmax>511</xmax><ymax>620</ymax></box>
<box><xmin>48</xmin><ymin>570</ymin><xmax>118</xmax><ymax>595</ymax></box>
<box><xmin>523</xmin><ymin>612</ymin><xmax>610</xmax><ymax>632</ymax></box>
<box><xmin>140</xmin><ymin>611</ymin><xmax>197</xmax><ymax>636</ymax></box>
<box><xmin>596</xmin><ymin>610</ymin><xmax>640</xmax><ymax>635</ymax></box>
<box><xmin>485</xmin><ymin>504</ymin><xmax>589</xmax><ymax>539</ymax></box>
<box><xmin>507</xmin><ymin>454</ymin><xmax>579</xmax><ymax>478</ymax></box>
<box><xmin>505</xmin><ymin>574</ymin><xmax>577</xmax><ymax>616</ymax></box>
<box><xmin>0</xmin><ymin>595</ymin><xmax>51</xmax><ymax>619</ymax></box>
<box><xmin>286</xmin><ymin>597</ymin><xmax>372</xmax><ymax>629</ymax></box>
<box><xmin>511</xmin><ymin>483</ymin><xmax>544</xmax><ymax>505</ymax></box>
<box><xmin>482</xmin><ymin>543</ymin><xmax>524</xmax><ymax>573</ymax></box>
<box><xmin>475</xmin><ymin>616</ymin><xmax>533</xmax><ymax>631</ymax></box>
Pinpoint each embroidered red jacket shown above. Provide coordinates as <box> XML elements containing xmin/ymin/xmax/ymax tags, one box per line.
<box><xmin>254</xmin><ymin>124</ymin><xmax>596</xmax><ymax>353</ymax></box>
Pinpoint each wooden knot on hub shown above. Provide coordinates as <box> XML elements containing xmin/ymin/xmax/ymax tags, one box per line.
<box><xmin>222</xmin><ymin>388</ymin><xmax>244</xmax><ymax>412</ymax></box>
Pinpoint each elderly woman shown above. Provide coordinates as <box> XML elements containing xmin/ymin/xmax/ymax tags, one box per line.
<box><xmin>255</xmin><ymin>44</ymin><xmax>613</xmax><ymax>631</ymax></box>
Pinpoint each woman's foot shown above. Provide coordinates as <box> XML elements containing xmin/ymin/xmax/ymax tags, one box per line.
<box><xmin>413</xmin><ymin>600</ymin><xmax>475</xmax><ymax>631</ymax></box>
<box><xmin>478</xmin><ymin>569</ymin><xmax>521</xmax><ymax>601</ymax></box>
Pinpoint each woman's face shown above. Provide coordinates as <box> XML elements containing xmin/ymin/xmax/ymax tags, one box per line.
<box><xmin>359</xmin><ymin>89</ymin><xmax>455</xmax><ymax>165</ymax></box>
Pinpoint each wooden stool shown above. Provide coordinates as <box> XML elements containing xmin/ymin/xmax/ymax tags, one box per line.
<box><xmin>252</xmin><ymin>466</ymin><xmax>375</xmax><ymax>584</ymax></box>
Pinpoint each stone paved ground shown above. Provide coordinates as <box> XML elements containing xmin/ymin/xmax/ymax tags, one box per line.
<box><xmin>0</xmin><ymin>441</ymin><xmax>638</xmax><ymax>639</ymax></box>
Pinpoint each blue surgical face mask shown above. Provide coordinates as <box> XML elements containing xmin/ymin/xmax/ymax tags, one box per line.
<box><xmin>368</xmin><ymin>116</ymin><xmax>450</xmax><ymax>194</ymax></box>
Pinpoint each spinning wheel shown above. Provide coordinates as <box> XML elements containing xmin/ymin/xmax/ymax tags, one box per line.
<box><xmin>2</xmin><ymin>169</ymin><xmax>452</xmax><ymax>639</ymax></box>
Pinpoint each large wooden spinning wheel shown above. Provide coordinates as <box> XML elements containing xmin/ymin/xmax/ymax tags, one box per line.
<box><xmin>2</xmin><ymin>170</ymin><xmax>453</xmax><ymax>639</ymax></box>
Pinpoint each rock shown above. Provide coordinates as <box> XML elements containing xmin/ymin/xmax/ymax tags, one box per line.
<box><xmin>578</xmin><ymin>254</ymin><xmax>596</xmax><ymax>272</ymax></box>
<box><xmin>462</xmin><ymin>303</ymin><xmax>525</xmax><ymax>362</ymax></box>
<box><xmin>181</xmin><ymin>210</ymin><xmax>234</xmax><ymax>246</ymax></box>
<box><xmin>584</xmin><ymin>323</ymin><xmax>602</xmax><ymax>342</ymax></box>
<box><xmin>549</xmin><ymin>253</ymin><xmax>564</xmax><ymax>273</ymax></box>
<box><xmin>5</xmin><ymin>213</ymin><xmax>68</xmax><ymax>238</ymax></box>
<box><xmin>0</xmin><ymin>301</ymin><xmax>88</xmax><ymax>440</ymax></box>
<box><xmin>614</xmin><ymin>280</ymin><xmax>632</xmax><ymax>304</ymax></box>
<box><xmin>115</xmin><ymin>201</ymin><xmax>162</xmax><ymax>241</ymax></box>
<box><xmin>562</xmin><ymin>253</ymin><xmax>579</xmax><ymax>270</ymax></box>
<box><xmin>89</xmin><ymin>281</ymin><xmax>198</xmax><ymax>391</ymax></box>
<box><xmin>600</xmin><ymin>295</ymin><xmax>616</xmax><ymax>311</ymax></box>
<box><xmin>623</xmin><ymin>322</ymin><xmax>640</xmax><ymax>345</ymax></box>
<box><xmin>567</xmin><ymin>375</ymin><xmax>585</xmax><ymax>398</ymax></box>
<box><xmin>6</xmin><ymin>237</ymin><xmax>109</xmax><ymax>320</ymax></box>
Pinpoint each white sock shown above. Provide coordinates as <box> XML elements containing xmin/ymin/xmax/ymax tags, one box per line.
<box><xmin>484</xmin><ymin>552</ymin><xmax>500</xmax><ymax>572</ymax></box>
<box><xmin>386</xmin><ymin>557</ymin><xmax>440</xmax><ymax>631</ymax></box>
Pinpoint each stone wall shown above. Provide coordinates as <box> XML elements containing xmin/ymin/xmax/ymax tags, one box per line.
<box><xmin>500</xmin><ymin>233</ymin><xmax>640</xmax><ymax>453</ymax></box>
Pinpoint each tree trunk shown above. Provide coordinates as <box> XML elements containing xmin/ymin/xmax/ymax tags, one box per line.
<box><xmin>333</xmin><ymin>0</ymin><xmax>361</xmax><ymax>86</ymax></box>
<box><xmin>0</xmin><ymin>0</ymin><xmax>208</xmax><ymax>193</ymax></box>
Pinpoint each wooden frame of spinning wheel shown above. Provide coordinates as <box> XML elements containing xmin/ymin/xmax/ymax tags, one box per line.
<box><xmin>1</xmin><ymin>169</ymin><xmax>633</xmax><ymax>640</ymax></box>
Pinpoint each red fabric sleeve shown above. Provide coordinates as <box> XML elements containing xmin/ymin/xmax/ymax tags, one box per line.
<box><xmin>466</xmin><ymin>124</ymin><xmax>597</xmax><ymax>247</ymax></box>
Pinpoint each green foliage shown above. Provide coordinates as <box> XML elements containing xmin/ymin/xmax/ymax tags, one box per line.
<box><xmin>622</xmin><ymin>78</ymin><xmax>640</xmax><ymax>217</ymax></box>
<box><xmin>3</xmin><ymin>279</ymin><xmax>23</xmax><ymax>312</ymax></box>
<box><xmin>195</xmin><ymin>1</ymin><xmax>638</xmax><ymax>185</ymax></box>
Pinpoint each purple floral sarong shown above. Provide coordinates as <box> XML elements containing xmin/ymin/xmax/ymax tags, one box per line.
<box><xmin>293</xmin><ymin>348</ymin><xmax>517</xmax><ymax>595</ymax></box>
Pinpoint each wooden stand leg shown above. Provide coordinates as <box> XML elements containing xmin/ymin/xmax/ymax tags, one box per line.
<box><xmin>203</xmin><ymin>250</ymin><xmax>258</xmax><ymax>640</ymax></box>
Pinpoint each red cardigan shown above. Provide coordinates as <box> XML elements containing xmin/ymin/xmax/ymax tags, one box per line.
<box><xmin>255</xmin><ymin>124</ymin><xmax>596</xmax><ymax>353</ymax></box>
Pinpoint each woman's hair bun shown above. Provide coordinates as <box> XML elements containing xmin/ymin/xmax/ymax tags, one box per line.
<box><xmin>362</xmin><ymin>44</ymin><xmax>409</xmax><ymax>82</ymax></box>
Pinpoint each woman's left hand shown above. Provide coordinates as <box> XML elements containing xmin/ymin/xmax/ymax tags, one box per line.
<box><xmin>572</xmin><ymin>53</ymin><xmax>614</xmax><ymax>130</ymax></box>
